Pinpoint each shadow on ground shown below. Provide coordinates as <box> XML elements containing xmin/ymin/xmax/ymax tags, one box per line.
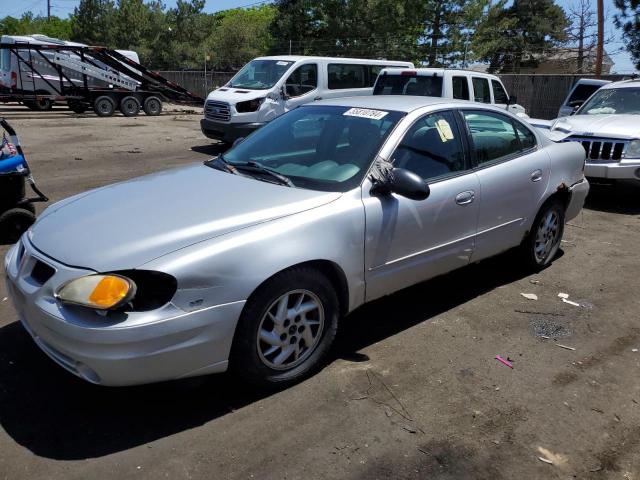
<box><xmin>584</xmin><ymin>180</ymin><xmax>640</xmax><ymax>215</ymax></box>
<box><xmin>0</xmin><ymin>249</ymin><xmax>533</xmax><ymax>460</ymax></box>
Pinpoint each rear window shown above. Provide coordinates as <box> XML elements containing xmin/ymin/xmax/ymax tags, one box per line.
<box><xmin>328</xmin><ymin>64</ymin><xmax>407</xmax><ymax>89</ymax></box>
<box><xmin>452</xmin><ymin>76</ymin><xmax>469</xmax><ymax>100</ymax></box>
<box><xmin>373</xmin><ymin>74</ymin><xmax>443</xmax><ymax>97</ymax></box>
<box><xmin>568</xmin><ymin>84</ymin><xmax>603</xmax><ymax>104</ymax></box>
<box><xmin>491</xmin><ymin>80</ymin><xmax>509</xmax><ymax>104</ymax></box>
<box><xmin>472</xmin><ymin>77</ymin><xmax>491</xmax><ymax>103</ymax></box>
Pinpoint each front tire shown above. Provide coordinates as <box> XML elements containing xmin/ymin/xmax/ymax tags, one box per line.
<box><xmin>0</xmin><ymin>208</ymin><xmax>36</xmax><ymax>244</ymax></box>
<box><xmin>522</xmin><ymin>199</ymin><xmax>565</xmax><ymax>269</ymax></box>
<box><xmin>230</xmin><ymin>267</ymin><xmax>339</xmax><ymax>389</ymax></box>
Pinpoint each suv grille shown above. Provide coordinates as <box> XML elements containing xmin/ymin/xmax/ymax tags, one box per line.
<box><xmin>566</xmin><ymin>137</ymin><xmax>628</xmax><ymax>162</ymax></box>
<box><xmin>205</xmin><ymin>100</ymin><xmax>231</xmax><ymax>122</ymax></box>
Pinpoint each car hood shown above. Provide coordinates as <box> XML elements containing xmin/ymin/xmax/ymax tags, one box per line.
<box><xmin>206</xmin><ymin>87</ymin><xmax>271</xmax><ymax>104</ymax></box>
<box><xmin>29</xmin><ymin>163</ymin><xmax>341</xmax><ymax>271</ymax></box>
<box><xmin>550</xmin><ymin>114</ymin><xmax>640</xmax><ymax>140</ymax></box>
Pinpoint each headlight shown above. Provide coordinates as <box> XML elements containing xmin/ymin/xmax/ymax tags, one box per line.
<box><xmin>235</xmin><ymin>98</ymin><xmax>264</xmax><ymax>113</ymax></box>
<box><xmin>56</xmin><ymin>274</ymin><xmax>136</xmax><ymax>310</ymax></box>
<box><xmin>625</xmin><ymin>140</ymin><xmax>640</xmax><ymax>159</ymax></box>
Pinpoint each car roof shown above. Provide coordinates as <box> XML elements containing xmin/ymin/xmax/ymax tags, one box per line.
<box><xmin>253</xmin><ymin>55</ymin><xmax>412</xmax><ymax>65</ymax></box>
<box><xmin>311</xmin><ymin>95</ymin><xmax>478</xmax><ymax>113</ymax></box>
<box><xmin>380</xmin><ymin>67</ymin><xmax>499</xmax><ymax>79</ymax></box>
<box><xmin>601</xmin><ymin>78</ymin><xmax>640</xmax><ymax>90</ymax></box>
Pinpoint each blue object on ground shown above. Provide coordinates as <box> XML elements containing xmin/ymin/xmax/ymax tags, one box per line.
<box><xmin>0</xmin><ymin>154</ymin><xmax>26</xmax><ymax>174</ymax></box>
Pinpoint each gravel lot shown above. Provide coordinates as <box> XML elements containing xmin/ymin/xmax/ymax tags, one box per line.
<box><xmin>1</xmin><ymin>105</ymin><xmax>639</xmax><ymax>480</ymax></box>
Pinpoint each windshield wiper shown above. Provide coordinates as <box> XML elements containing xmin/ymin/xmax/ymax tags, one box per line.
<box><xmin>204</xmin><ymin>155</ymin><xmax>237</xmax><ymax>174</ymax></box>
<box><xmin>232</xmin><ymin>161</ymin><xmax>294</xmax><ymax>187</ymax></box>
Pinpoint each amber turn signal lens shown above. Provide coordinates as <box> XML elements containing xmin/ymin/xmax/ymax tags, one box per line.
<box><xmin>56</xmin><ymin>274</ymin><xmax>136</xmax><ymax>310</ymax></box>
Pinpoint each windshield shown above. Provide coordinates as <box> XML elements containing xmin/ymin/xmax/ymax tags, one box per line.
<box><xmin>222</xmin><ymin>105</ymin><xmax>405</xmax><ymax>192</ymax></box>
<box><xmin>577</xmin><ymin>87</ymin><xmax>640</xmax><ymax>115</ymax></box>
<box><xmin>373</xmin><ymin>74</ymin><xmax>443</xmax><ymax>97</ymax></box>
<box><xmin>228</xmin><ymin>59</ymin><xmax>294</xmax><ymax>90</ymax></box>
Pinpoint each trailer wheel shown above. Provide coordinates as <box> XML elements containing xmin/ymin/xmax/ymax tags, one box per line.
<box><xmin>143</xmin><ymin>96</ymin><xmax>162</xmax><ymax>116</ymax></box>
<box><xmin>120</xmin><ymin>96</ymin><xmax>141</xmax><ymax>117</ymax></box>
<box><xmin>0</xmin><ymin>208</ymin><xmax>36</xmax><ymax>244</ymax></box>
<box><xmin>24</xmin><ymin>98</ymin><xmax>53</xmax><ymax>111</ymax></box>
<box><xmin>68</xmin><ymin>101</ymin><xmax>88</xmax><ymax>114</ymax></box>
<box><xmin>94</xmin><ymin>96</ymin><xmax>116</xmax><ymax>117</ymax></box>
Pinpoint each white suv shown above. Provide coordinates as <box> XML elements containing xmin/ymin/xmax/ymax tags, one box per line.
<box><xmin>545</xmin><ymin>79</ymin><xmax>640</xmax><ymax>184</ymax></box>
<box><xmin>373</xmin><ymin>68</ymin><xmax>528</xmax><ymax>117</ymax></box>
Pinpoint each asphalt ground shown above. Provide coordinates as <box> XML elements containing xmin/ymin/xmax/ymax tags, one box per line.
<box><xmin>1</xmin><ymin>104</ymin><xmax>639</xmax><ymax>479</ymax></box>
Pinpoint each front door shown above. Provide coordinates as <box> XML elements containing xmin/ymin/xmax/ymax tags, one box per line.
<box><xmin>283</xmin><ymin>63</ymin><xmax>319</xmax><ymax>112</ymax></box>
<box><xmin>363</xmin><ymin>110</ymin><xmax>480</xmax><ymax>301</ymax></box>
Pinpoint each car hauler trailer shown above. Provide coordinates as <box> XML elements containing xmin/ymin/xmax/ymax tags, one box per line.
<box><xmin>0</xmin><ymin>35</ymin><xmax>203</xmax><ymax>116</ymax></box>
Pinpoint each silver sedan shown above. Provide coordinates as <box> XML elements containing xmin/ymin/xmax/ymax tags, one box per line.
<box><xmin>4</xmin><ymin>96</ymin><xmax>589</xmax><ymax>387</ymax></box>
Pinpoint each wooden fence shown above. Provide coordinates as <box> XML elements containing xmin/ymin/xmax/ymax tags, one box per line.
<box><xmin>500</xmin><ymin>74</ymin><xmax>628</xmax><ymax>119</ymax></box>
<box><xmin>159</xmin><ymin>70</ymin><xmax>631</xmax><ymax>119</ymax></box>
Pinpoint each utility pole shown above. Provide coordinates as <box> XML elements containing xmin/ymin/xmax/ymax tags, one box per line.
<box><xmin>595</xmin><ymin>0</ymin><xmax>604</xmax><ymax>77</ymax></box>
<box><xmin>47</xmin><ymin>0</ymin><xmax>51</xmax><ymax>20</ymax></box>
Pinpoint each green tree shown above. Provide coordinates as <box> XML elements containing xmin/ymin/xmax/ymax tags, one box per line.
<box><xmin>0</xmin><ymin>13</ymin><xmax>72</xmax><ymax>39</ymax></box>
<box><xmin>614</xmin><ymin>0</ymin><xmax>640</xmax><ymax>69</ymax></box>
<box><xmin>71</xmin><ymin>0</ymin><xmax>116</xmax><ymax>45</ymax></box>
<box><xmin>471</xmin><ymin>0</ymin><xmax>569</xmax><ymax>72</ymax></box>
<box><xmin>208</xmin><ymin>6</ymin><xmax>276</xmax><ymax>70</ymax></box>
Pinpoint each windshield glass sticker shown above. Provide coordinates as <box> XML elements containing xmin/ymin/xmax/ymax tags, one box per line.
<box><xmin>343</xmin><ymin>108</ymin><xmax>389</xmax><ymax>120</ymax></box>
<box><xmin>277</xmin><ymin>61</ymin><xmax>290</xmax><ymax>66</ymax></box>
<box><xmin>436</xmin><ymin>119</ymin><xmax>454</xmax><ymax>142</ymax></box>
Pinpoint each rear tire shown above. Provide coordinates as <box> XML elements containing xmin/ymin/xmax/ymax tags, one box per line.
<box><xmin>521</xmin><ymin>199</ymin><xmax>565</xmax><ymax>270</ymax></box>
<box><xmin>120</xmin><ymin>96</ymin><xmax>141</xmax><ymax>117</ymax></box>
<box><xmin>143</xmin><ymin>96</ymin><xmax>162</xmax><ymax>116</ymax></box>
<box><xmin>93</xmin><ymin>96</ymin><xmax>116</xmax><ymax>117</ymax></box>
<box><xmin>230</xmin><ymin>267</ymin><xmax>339</xmax><ymax>389</ymax></box>
<box><xmin>24</xmin><ymin>98</ymin><xmax>53</xmax><ymax>111</ymax></box>
<box><xmin>68</xmin><ymin>101</ymin><xmax>88</xmax><ymax>114</ymax></box>
<box><xmin>0</xmin><ymin>208</ymin><xmax>36</xmax><ymax>244</ymax></box>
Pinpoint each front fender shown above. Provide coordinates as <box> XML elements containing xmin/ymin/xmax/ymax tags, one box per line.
<box><xmin>142</xmin><ymin>189</ymin><xmax>366</xmax><ymax>314</ymax></box>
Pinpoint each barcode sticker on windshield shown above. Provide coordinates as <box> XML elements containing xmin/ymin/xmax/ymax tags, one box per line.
<box><xmin>343</xmin><ymin>108</ymin><xmax>389</xmax><ymax>120</ymax></box>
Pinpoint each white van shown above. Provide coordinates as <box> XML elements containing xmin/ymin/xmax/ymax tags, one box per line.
<box><xmin>372</xmin><ymin>68</ymin><xmax>528</xmax><ymax>117</ymax></box>
<box><xmin>201</xmin><ymin>56</ymin><xmax>413</xmax><ymax>143</ymax></box>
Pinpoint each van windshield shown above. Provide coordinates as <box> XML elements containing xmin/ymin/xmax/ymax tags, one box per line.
<box><xmin>228</xmin><ymin>59</ymin><xmax>294</xmax><ymax>90</ymax></box>
<box><xmin>577</xmin><ymin>88</ymin><xmax>640</xmax><ymax>115</ymax></box>
<box><xmin>373</xmin><ymin>74</ymin><xmax>443</xmax><ymax>97</ymax></box>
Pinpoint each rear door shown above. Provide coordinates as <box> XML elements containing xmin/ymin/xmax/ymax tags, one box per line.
<box><xmin>460</xmin><ymin>109</ymin><xmax>549</xmax><ymax>262</ymax></box>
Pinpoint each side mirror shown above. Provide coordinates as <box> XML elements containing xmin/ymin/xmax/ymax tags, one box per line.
<box><xmin>280</xmin><ymin>85</ymin><xmax>289</xmax><ymax>100</ymax></box>
<box><xmin>507</xmin><ymin>95</ymin><xmax>517</xmax><ymax>106</ymax></box>
<box><xmin>232</xmin><ymin>137</ymin><xmax>245</xmax><ymax>147</ymax></box>
<box><xmin>388</xmin><ymin>168</ymin><xmax>430</xmax><ymax>201</ymax></box>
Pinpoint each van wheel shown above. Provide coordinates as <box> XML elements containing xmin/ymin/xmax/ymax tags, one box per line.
<box><xmin>93</xmin><ymin>96</ymin><xmax>116</xmax><ymax>117</ymax></box>
<box><xmin>143</xmin><ymin>96</ymin><xmax>162</xmax><ymax>116</ymax></box>
<box><xmin>230</xmin><ymin>267</ymin><xmax>339</xmax><ymax>389</ymax></box>
<box><xmin>120</xmin><ymin>96</ymin><xmax>141</xmax><ymax>117</ymax></box>
<box><xmin>0</xmin><ymin>208</ymin><xmax>36</xmax><ymax>244</ymax></box>
<box><xmin>522</xmin><ymin>199</ymin><xmax>565</xmax><ymax>269</ymax></box>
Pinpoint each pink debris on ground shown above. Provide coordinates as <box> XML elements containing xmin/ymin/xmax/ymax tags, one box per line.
<box><xmin>495</xmin><ymin>355</ymin><xmax>514</xmax><ymax>369</ymax></box>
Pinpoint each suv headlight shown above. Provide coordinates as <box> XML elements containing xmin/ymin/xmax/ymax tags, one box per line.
<box><xmin>625</xmin><ymin>140</ymin><xmax>640</xmax><ymax>159</ymax></box>
<box><xmin>236</xmin><ymin>98</ymin><xmax>265</xmax><ymax>113</ymax></box>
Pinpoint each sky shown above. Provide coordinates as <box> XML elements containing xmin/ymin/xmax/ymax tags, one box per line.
<box><xmin>0</xmin><ymin>0</ymin><xmax>636</xmax><ymax>73</ymax></box>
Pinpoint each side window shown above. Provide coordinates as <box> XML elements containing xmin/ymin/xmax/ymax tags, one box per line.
<box><xmin>472</xmin><ymin>77</ymin><xmax>491</xmax><ymax>103</ymax></box>
<box><xmin>513</xmin><ymin>121</ymin><xmax>536</xmax><ymax>150</ymax></box>
<box><xmin>368</xmin><ymin>65</ymin><xmax>384</xmax><ymax>87</ymax></box>
<box><xmin>328</xmin><ymin>64</ymin><xmax>367</xmax><ymax>89</ymax></box>
<box><xmin>463</xmin><ymin>111</ymin><xmax>525</xmax><ymax>165</ymax></box>
<box><xmin>491</xmin><ymin>80</ymin><xmax>509</xmax><ymax>104</ymax></box>
<box><xmin>392</xmin><ymin>110</ymin><xmax>467</xmax><ymax>181</ymax></box>
<box><xmin>452</xmin><ymin>76</ymin><xmax>470</xmax><ymax>100</ymax></box>
<box><xmin>567</xmin><ymin>84</ymin><xmax>601</xmax><ymax>104</ymax></box>
<box><xmin>285</xmin><ymin>64</ymin><xmax>318</xmax><ymax>97</ymax></box>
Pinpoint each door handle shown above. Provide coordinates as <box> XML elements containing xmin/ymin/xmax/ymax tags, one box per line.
<box><xmin>530</xmin><ymin>169</ymin><xmax>543</xmax><ymax>182</ymax></box>
<box><xmin>314</xmin><ymin>96</ymin><xmax>322</xmax><ymax>101</ymax></box>
<box><xmin>455</xmin><ymin>190</ymin><xmax>475</xmax><ymax>205</ymax></box>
